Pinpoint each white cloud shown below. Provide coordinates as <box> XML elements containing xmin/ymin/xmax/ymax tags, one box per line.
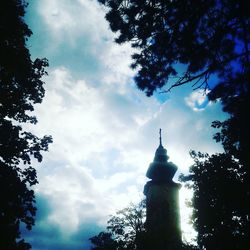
<box><xmin>38</xmin><ymin>0</ymin><xmax>111</xmax><ymax>46</ymax></box>
<box><xmin>28</xmin><ymin>66</ymin><xmax>158</xmax><ymax>234</ymax></box>
<box><xmin>36</xmin><ymin>0</ymin><xmax>137</xmax><ymax>88</ymax></box>
<box><xmin>185</xmin><ymin>89</ymin><xmax>210</xmax><ymax>111</ymax></box>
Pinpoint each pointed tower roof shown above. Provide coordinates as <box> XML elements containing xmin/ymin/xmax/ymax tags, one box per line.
<box><xmin>146</xmin><ymin>129</ymin><xmax>177</xmax><ymax>182</ymax></box>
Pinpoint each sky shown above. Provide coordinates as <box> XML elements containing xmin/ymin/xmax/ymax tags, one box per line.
<box><xmin>23</xmin><ymin>0</ymin><xmax>227</xmax><ymax>249</ymax></box>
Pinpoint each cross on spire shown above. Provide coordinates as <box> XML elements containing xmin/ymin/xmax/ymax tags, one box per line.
<box><xmin>159</xmin><ymin>128</ymin><xmax>162</xmax><ymax>146</ymax></box>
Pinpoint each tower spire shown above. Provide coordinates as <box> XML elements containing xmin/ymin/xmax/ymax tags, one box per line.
<box><xmin>144</xmin><ymin>131</ymin><xmax>182</xmax><ymax>249</ymax></box>
<box><xmin>159</xmin><ymin>128</ymin><xmax>162</xmax><ymax>146</ymax></box>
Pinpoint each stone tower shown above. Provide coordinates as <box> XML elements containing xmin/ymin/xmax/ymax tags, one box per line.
<box><xmin>143</xmin><ymin>130</ymin><xmax>181</xmax><ymax>250</ymax></box>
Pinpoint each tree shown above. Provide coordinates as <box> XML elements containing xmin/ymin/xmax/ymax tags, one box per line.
<box><xmin>0</xmin><ymin>0</ymin><xmax>52</xmax><ymax>249</ymax></box>
<box><xmin>90</xmin><ymin>201</ymin><xmax>146</xmax><ymax>250</ymax></box>
<box><xmin>180</xmin><ymin>152</ymin><xmax>249</xmax><ymax>250</ymax></box>
<box><xmin>98</xmin><ymin>1</ymin><xmax>250</xmax><ymax>249</ymax></box>
<box><xmin>90</xmin><ymin>232</ymin><xmax>118</xmax><ymax>250</ymax></box>
<box><xmin>98</xmin><ymin>0</ymin><xmax>250</xmax><ymax>95</ymax></box>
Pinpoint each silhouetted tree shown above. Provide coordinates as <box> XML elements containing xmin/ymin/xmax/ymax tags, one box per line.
<box><xmin>180</xmin><ymin>152</ymin><xmax>249</xmax><ymax>250</ymax></box>
<box><xmin>106</xmin><ymin>200</ymin><xmax>146</xmax><ymax>249</ymax></box>
<box><xmin>90</xmin><ymin>232</ymin><xmax>118</xmax><ymax>250</ymax></box>
<box><xmin>90</xmin><ymin>201</ymin><xmax>146</xmax><ymax>250</ymax></box>
<box><xmin>99</xmin><ymin>1</ymin><xmax>250</xmax><ymax>249</ymax></box>
<box><xmin>0</xmin><ymin>0</ymin><xmax>52</xmax><ymax>249</ymax></box>
<box><xmin>98</xmin><ymin>0</ymin><xmax>250</xmax><ymax>96</ymax></box>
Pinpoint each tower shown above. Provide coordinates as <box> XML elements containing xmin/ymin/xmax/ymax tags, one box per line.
<box><xmin>143</xmin><ymin>130</ymin><xmax>181</xmax><ymax>250</ymax></box>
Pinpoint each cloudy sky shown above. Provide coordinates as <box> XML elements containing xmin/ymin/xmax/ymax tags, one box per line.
<box><xmin>23</xmin><ymin>0</ymin><xmax>227</xmax><ymax>249</ymax></box>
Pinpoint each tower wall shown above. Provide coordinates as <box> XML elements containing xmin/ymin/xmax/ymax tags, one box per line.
<box><xmin>144</xmin><ymin>130</ymin><xmax>182</xmax><ymax>250</ymax></box>
<box><xmin>144</xmin><ymin>181</ymin><xmax>182</xmax><ymax>249</ymax></box>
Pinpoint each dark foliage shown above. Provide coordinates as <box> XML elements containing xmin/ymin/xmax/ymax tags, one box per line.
<box><xmin>0</xmin><ymin>0</ymin><xmax>52</xmax><ymax>249</ymax></box>
<box><xmin>90</xmin><ymin>232</ymin><xmax>118</xmax><ymax>250</ymax></box>
<box><xmin>180</xmin><ymin>152</ymin><xmax>250</xmax><ymax>250</ymax></box>
<box><xmin>98</xmin><ymin>0</ymin><xmax>250</xmax><ymax>96</ymax></box>
<box><xmin>90</xmin><ymin>201</ymin><xmax>146</xmax><ymax>250</ymax></box>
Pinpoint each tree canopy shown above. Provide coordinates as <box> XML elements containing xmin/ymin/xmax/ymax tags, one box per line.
<box><xmin>0</xmin><ymin>0</ymin><xmax>52</xmax><ymax>249</ymax></box>
<box><xmin>180</xmin><ymin>151</ymin><xmax>249</xmax><ymax>250</ymax></box>
<box><xmin>98</xmin><ymin>0</ymin><xmax>250</xmax><ymax>96</ymax></box>
<box><xmin>90</xmin><ymin>201</ymin><xmax>146</xmax><ymax>250</ymax></box>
